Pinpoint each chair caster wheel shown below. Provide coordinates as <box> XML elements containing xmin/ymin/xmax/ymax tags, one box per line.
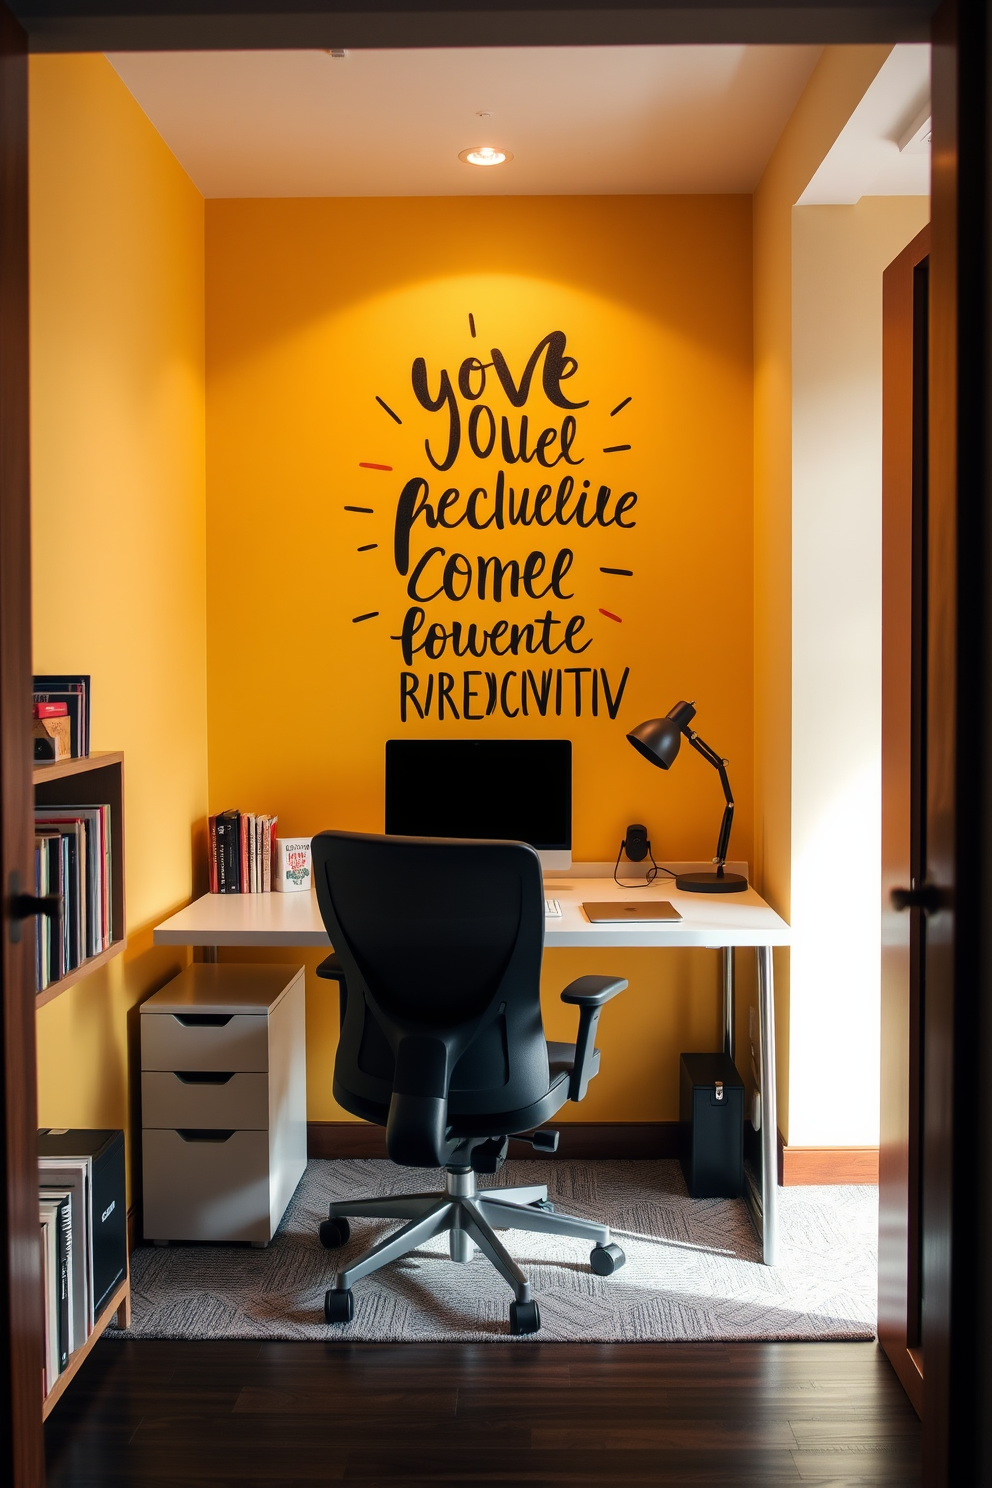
<box><xmin>319</xmin><ymin>1217</ymin><xmax>351</xmax><ymax>1248</ymax></box>
<box><xmin>509</xmin><ymin>1299</ymin><xmax>541</xmax><ymax>1335</ymax></box>
<box><xmin>531</xmin><ymin>1198</ymin><xmax>555</xmax><ymax>1213</ymax></box>
<box><xmin>324</xmin><ymin>1287</ymin><xmax>355</xmax><ymax>1323</ymax></box>
<box><xmin>591</xmin><ymin>1242</ymin><xmax>626</xmax><ymax>1276</ymax></box>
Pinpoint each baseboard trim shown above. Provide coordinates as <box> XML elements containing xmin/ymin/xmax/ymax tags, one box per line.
<box><xmin>780</xmin><ymin>1138</ymin><xmax>879</xmax><ymax>1187</ymax></box>
<box><xmin>307</xmin><ymin>1121</ymin><xmax>679</xmax><ymax>1161</ymax></box>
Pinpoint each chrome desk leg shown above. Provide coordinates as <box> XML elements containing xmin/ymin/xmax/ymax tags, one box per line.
<box><xmin>756</xmin><ymin>944</ymin><xmax>778</xmax><ymax>1266</ymax></box>
<box><xmin>723</xmin><ymin>947</ymin><xmax>736</xmax><ymax>1061</ymax></box>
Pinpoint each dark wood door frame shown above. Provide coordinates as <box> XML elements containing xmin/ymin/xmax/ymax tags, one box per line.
<box><xmin>0</xmin><ymin>2</ymin><xmax>987</xmax><ymax>1486</ymax></box>
<box><xmin>0</xmin><ymin>3</ymin><xmax>43</xmax><ymax>1487</ymax></box>
<box><xmin>925</xmin><ymin>1</ymin><xmax>992</xmax><ymax>1482</ymax></box>
<box><xmin>6</xmin><ymin>0</ymin><xmax>937</xmax><ymax>51</ymax></box>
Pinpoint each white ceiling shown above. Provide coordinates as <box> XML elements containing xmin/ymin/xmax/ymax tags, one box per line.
<box><xmin>799</xmin><ymin>43</ymin><xmax>930</xmax><ymax>204</ymax></box>
<box><xmin>108</xmin><ymin>45</ymin><xmax>822</xmax><ymax>198</ymax></box>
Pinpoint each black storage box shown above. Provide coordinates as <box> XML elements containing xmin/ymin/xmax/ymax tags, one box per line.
<box><xmin>38</xmin><ymin>1128</ymin><xmax>126</xmax><ymax>1317</ymax></box>
<box><xmin>679</xmin><ymin>1053</ymin><xmax>744</xmax><ymax>1198</ymax></box>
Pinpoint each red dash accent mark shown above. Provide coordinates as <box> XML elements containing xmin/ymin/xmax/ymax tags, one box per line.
<box><xmin>359</xmin><ymin>462</ymin><xmax>393</xmax><ymax>471</ymax></box>
<box><xmin>599</xmin><ymin>608</ymin><xmax>623</xmax><ymax>623</ymax></box>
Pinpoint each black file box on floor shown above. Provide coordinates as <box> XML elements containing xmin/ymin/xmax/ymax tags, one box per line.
<box><xmin>679</xmin><ymin>1053</ymin><xmax>744</xmax><ymax>1198</ymax></box>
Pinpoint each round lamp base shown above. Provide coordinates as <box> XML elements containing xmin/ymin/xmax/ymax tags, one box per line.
<box><xmin>675</xmin><ymin>871</ymin><xmax>748</xmax><ymax>894</ymax></box>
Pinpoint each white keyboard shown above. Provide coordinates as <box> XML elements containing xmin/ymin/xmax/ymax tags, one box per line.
<box><xmin>544</xmin><ymin>898</ymin><xmax>562</xmax><ymax>918</ymax></box>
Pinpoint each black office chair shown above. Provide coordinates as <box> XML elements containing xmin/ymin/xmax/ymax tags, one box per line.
<box><xmin>311</xmin><ymin>829</ymin><xmax>628</xmax><ymax>1335</ymax></box>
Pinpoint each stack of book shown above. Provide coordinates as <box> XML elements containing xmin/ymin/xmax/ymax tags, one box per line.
<box><xmin>34</xmin><ymin>804</ymin><xmax>113</xmax><ymax>991</ymax></box>
<box><xmin>33</xmin><ymin>674</ymin><xmax>90</xmax><ymax>759</ymax></box>
<box><xmin>209</xmin><ymin>811</ymin><xmax>279</xmax><ymax>893</ymax></box>
<box><xmin>38</xmin><ymin>1130</ymin><xmax>127</xmax><ymax>1398</ymax></box>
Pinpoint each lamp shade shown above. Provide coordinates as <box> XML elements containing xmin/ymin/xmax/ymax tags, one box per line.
<box><xmin>625</xmin><ymin>701</ymin><xmax>696</xmax><ymax>769</ymax></box>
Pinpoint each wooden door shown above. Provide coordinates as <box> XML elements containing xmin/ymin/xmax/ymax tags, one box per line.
<box><xmin>0</xmin><ymin>2</ymin><xmax>42</xmax><ymax>1485</ymax></box>
<box><xmin>880</xmin><ymin>224</ymin><xmax>930</xmax><ymax>1417</ymax></box>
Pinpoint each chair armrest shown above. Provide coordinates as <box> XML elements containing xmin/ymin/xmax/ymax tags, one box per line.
<box><xmin>560</xmin><ymin>975</ymin><xmax>627</xmax><ymax>1101</ymax></box>
<box><xmin>316</xmin><ymin>953</ymin><xmax>347</xmax><ymax>1029</ymax></box>
<box><xmin>560</xmin><ymin>974</ymin><xmax>627</xmax><ymax>1007</ymax></box>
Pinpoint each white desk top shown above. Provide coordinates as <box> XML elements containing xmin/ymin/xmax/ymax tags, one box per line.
<box><xmin>154</xmin><ymin>866</ymin><xmax>790</xmax><ymax>950</ymax></box>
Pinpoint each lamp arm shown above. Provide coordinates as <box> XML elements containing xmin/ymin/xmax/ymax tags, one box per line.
<box><xmin>684</xmin><ymin>730</ymin><xmax>735</xmax><ymax>870</ymax></box>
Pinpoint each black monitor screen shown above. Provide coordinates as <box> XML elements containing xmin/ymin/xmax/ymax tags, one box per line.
<box><xmin>385</xmin><ymin>739</ymin><xmax>571</xmax><ymax>850</ymax></box>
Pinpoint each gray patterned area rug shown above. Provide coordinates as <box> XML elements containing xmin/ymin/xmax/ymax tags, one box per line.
<box><xmin>112</xmin><ymin>1159</ymin><xmax>877</xmax><ymax>1343</ymax></box>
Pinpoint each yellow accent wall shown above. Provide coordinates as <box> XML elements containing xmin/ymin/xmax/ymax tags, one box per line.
<box><xmin>30</xmin><ymin>54</ymin><xmax>208</xmax><ymax>1193</ymax></box>
<box><xmin>205</xmin><ymin>195</ymin><xmax>754</xmax><ymax>1121</ymax></box>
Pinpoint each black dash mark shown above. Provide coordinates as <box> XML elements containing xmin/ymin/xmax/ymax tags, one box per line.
<box><xmin>610</xmin><ymin>396</ymin><xmax>632</xmax><ymax>416</ymax></box>
<box><xmin>358</xmin><ymin>543</ymin><xmax>378</xmax><ymax>552</ymax></box>
<box><xmin>468</xmin><ymin>313</ymin><xmax>476</xmax><ymax>338</ymax></box>
<box><xmin>375</xmin><ymin>395</ymin><xmax>402</xmax><ymax>424</ymax></box>
<box><xmin>344</xmin><ymin>505</ymin><xmax>374</xmax><ymax>514</ymax></box>
<box><xmin>352</xmin><ymin>612</ymin><xmax>379</xmax><ymax>623</ymax></box>
<box><xmin>603</xmin><ymin>444</ymin><xmax>631</xmax><ymax>454</ymax></box>
<box><xmin>600</xmin><ymin>567</ymin><xmax>634</xmax><ymax>577</ymax></box>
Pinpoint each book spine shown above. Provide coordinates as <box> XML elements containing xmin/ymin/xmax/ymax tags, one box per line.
<box><xmin>239</xmin><ymin>813</ymin><xmax>248</xmax><ymax>894</ymax></box>
<box><xmin>227</xmin><ymin>814</ymin><xmax>241</xmax><ymax>894</ymax></box>
<box><xmin>248</xmin><ymin>814</ymin><xmax>257</xmax><ymax>894</ymax></box>
<box><xmin>56</xmin><ymin>1197</ymin><xmax>70</xmax><ymax>1371</ymax></box>
<box><xmin>208</xmin><ymin>816</ymin><xmax>218</xmax><ymax>894</ymax></box>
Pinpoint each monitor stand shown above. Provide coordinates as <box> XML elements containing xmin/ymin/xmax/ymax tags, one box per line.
<box><xmin>538</xmin><ymin>849</ymin><xmax>571</xmax><ymax>873</ymax></box>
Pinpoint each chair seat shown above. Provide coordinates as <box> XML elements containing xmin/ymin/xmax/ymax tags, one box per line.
<box><xmin>547</xmin><ymin>1040</ymin><xmax>600</xmax><ymax>1084</ymax></box>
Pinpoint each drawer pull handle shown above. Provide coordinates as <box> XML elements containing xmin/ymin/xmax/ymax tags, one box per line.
<box><xmin>173</xmin><ymin>1014</ymin><xmax>233</xmax><ymax>1027</ymax></box>
<box><xmin>176</xmin><ymin>1129</ymin><xmax>235</xmax><ymax>1143</ymax></box>
<box><xmin>174</xmin><ymin>1071</ymin><xmax>235</xmax><ymax>1085</ymax></box>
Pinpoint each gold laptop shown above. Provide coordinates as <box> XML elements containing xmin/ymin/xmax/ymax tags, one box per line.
<box><xmin>582</xmin><ymin>901</ymin><xmax>682</xmax><ymax>923</ymax></box>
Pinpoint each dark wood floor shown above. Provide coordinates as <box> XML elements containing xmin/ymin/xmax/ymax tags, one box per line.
<box><xmin>44</xmin><ymin>1339</ymin><xmax>921</xmax><ymax>1486</ymax></box>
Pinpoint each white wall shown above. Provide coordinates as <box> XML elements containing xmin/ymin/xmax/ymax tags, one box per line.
<box><xmin>790</xmin><ymin>196</ymin><xmax>928</xmax><ymax>1148</ymax></box>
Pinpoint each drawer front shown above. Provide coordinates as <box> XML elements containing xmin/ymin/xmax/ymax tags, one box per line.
<box><xmin>141</xmin><ymin>1071</ymin><xmax>268</xmax><ymax>1130</ymax></box>
<box><xmin>142</xmin><ymin>1128</ymin><xmax>271</xmax><ymax>1242</ymax></box>
<box><xmin>141</xmin><ymin>1012</ymin><xmax>268</xmax><ymax>1072</ymax></box>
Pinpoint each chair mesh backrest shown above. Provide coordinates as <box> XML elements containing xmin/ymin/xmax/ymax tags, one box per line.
<box><xmin>312</xmin><ymin>830</ymin><xmax>550</xmax><ymax>1113</ymax></box>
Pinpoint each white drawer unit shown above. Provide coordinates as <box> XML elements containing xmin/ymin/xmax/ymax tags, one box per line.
<box><xmin>140</xmin><ymin>963</ymin><xmax>307</xmax><ymax>1244</ymax></box>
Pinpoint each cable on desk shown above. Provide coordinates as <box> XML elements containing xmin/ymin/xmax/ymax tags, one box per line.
<box><xmin>612</xmin><ymin>840</ymin><xmax>676</xmax><ymax>889</ymax></box>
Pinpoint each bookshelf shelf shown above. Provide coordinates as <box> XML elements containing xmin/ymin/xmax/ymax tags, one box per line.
<box><xmin>32</xmin><ymin>748</ymin><xmax>124</xmax><ymax>786</ymax></box>
<box><xmin>35</xmin><ymin>938</ymin><xmax>127</xmax><ymax>1009</ymax></box>
<box><xmin>41</xmin><ymin>1269</ymin><xmax>130</xmax><ymax>1421</ymax></box>
<box><xmin>33</xmin><ymin>751</ymin><xmax>126</xmax><ymax>1011</ymax></box>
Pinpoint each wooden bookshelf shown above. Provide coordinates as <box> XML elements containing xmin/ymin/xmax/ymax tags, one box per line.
<box><xmin>33</xmin><ymin>751</ymin><xmax>126</xmax><ymax>1010</ymax></box>
<box><xmin>41</xmin><ymin>1269</ymin><xmax>130</xmax><ymax>1421</ymax></box>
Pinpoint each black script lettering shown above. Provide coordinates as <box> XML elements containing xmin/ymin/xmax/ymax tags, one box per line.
<box><xmin>399</xmin><ymin>667</ymin><xmax>630</xmax><ymax>722</ymax></box>
<box><xmin>600</xmin><ymin>666</ymin><xmax>630</xmax><ymax>720</ymax></box>
<box><xmin>468</xmin><ymin>404</ymin><xmax>496</xmax><ymax>459</ymax></box>
<box><xmin>489</xmin><ymin>331</ymin><xmax>588</xmax><ymax>410</ymax></box>
<box><xmin>458</xmin><ymin>357</ymin><xmax>490</xmax><ymax>400</ymax></box>
<box><xmin>391</xmin><ymin>606</ymin><xmax>592</xmax><ymax>664</ymax></box>
<box><xmin>399</xmin><ymin>672</ymin><xmax>424</xmax><ymax>721</ymax></box>
<box><xmin>394</xmin><ymin>477</ymin><xmax>435</xmax><ymax>576</ymax></box>
<box><xmin>463</xmin><ymin>671</ymin><xmax>485</xmax><ymax>720</ymax></box>
<box><xmin>411</xmin><ymin>359</ymin><xmax>460</xmax><ymax>471</ymax></box>
<box><xmin>563</xmin><ymin>667</ymin><xmax>592</xmax><ymax>716</ymax></box>
<box><xmin>438</xmin><ymin>671</ymin><xmax>459</xmax><ymax>720</ymax></box>
<box><xmin>396</xmin><ymin>477</ymin><xmax>635</xmax><ymax>573</ymax></box>
<box><xmin>615</xmin><ymin>491</ymin><xmax>637</xmax><ymax>527</ymax></box>
<box><xmin>522</xmin><ymin>669</ymin><xmax>553</xmax><ymax>717</ymax></box>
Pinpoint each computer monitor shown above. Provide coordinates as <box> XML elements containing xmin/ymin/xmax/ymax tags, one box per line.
<box><xmin>385</xmin><ymin>739</ymin><xmax>572</xmax><ymax>871</ymax></box>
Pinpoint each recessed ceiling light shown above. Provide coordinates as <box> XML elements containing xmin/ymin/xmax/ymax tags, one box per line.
<box><xmin>459</xmin><ymin>146</ymin><xmax>512</xmax><ymax>167</ymax></box>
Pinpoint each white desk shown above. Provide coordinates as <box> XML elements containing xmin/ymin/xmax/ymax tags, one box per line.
<box><xmin>155</xmin><ymin>863</ymin><xmax>789</xmax><ymax>1264</ymax></box>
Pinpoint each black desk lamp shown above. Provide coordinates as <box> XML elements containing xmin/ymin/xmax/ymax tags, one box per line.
<box><xmin>626</xmin><ymin>701</ymin><xmax>747</xmax><ymax>893</ymax></box>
